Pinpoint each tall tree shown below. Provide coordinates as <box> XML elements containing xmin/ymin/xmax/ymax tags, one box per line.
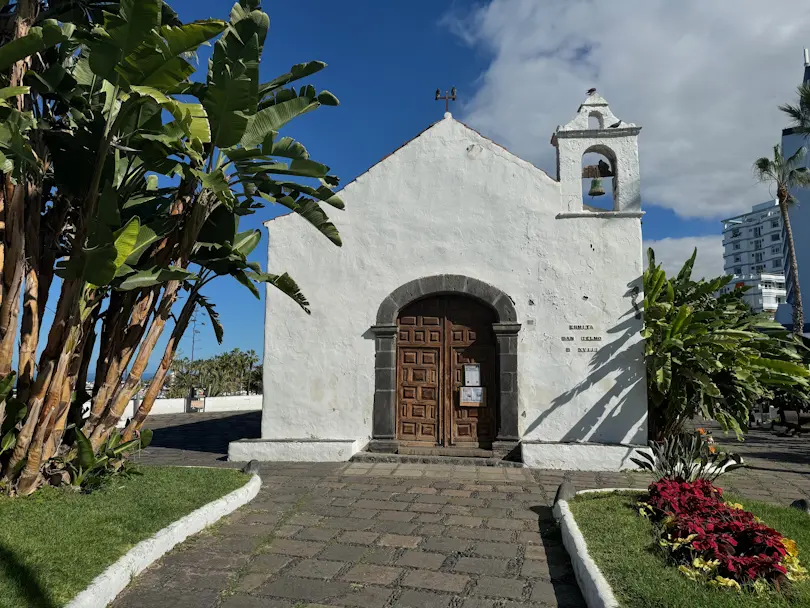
<box><xmin>753</xmin><ymin>145</ymin><xmax>810</xmax><ymax>336</ymax></box>
<box><xmin>0</xmin><ymin>0</ymin><xmax>342</xmax><ymax>495</ymax></box>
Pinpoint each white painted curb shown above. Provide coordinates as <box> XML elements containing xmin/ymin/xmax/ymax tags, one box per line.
<box><xmin>65</xmin><ymin>473</ymin><xmax>262</xmax><ymax>608</ymax></box>
<box><xmin>553</xmin><ymin>488</ymin><xmax>646</xmax><ymax>608</ymax></box>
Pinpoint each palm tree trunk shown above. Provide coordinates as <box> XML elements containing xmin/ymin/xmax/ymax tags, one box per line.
<box><xmin>89</xmin><ymin>279</ymin><xmax>183</xmax><ymax>450</ymax></box>
<box><xmin>123</xmin><ymin>291</ymin><xmax>198</xmax><ymax>440</ymax></box>
<box><xmin>0</xmin><ymin>181</ymin><xmax>25</xmax><ymax>375</ymax></box>
<box><xmin>0</xmin><ymin>0</ymin><xmax>39</xmax><ymax>376</ymax></box>
<box><xmin>85</xmin><ymin>289</ymin><xmax>157</xmax><ymax>432</ymax></box>
<box><xmin>17</xmin><ymin>181</ymin><xmax>43</xmax><ymax>402</ymax></box>
<box><xmin>778</xmin><ymin>195</ymin><xmax>805</xmax><ymax>335</ymax></box>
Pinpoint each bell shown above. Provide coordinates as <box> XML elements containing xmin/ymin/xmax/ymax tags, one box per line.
<box><xmin>588</xmin><ymin>178</ymin><xmax>605</xmax><ymax>197</ymax></box>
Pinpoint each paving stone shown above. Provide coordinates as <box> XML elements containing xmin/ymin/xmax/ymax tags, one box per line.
<box><xmin>486</xmin><ymin>518</ymin><xmax>525</xmax><ymax>530</ymax></box>
<box><xmin>319</xmin><ymin>517</ymin><xmax>375</xmax><ymax>531</ymax></box>
<box><xmin>331</xmin><ymin>497</ymin><xmax>357</xmax><ymax>507</ymax></box>
<box><xmin>296</xmin><ymin>527</ymin><xmax>340</xmax><ymax>542</ymax></box>
<box><xmin>233</xmin><ymin>571</ymin><xmax>274</xmax><ymax>593</ymax></box>
<box><xmin>219</xmin><ymin>523</ymin><xmax>272</xmax><ymax>537</ymax></box>
<box><xmin>409</xmin><ymin>502</ymin><xmax>443</xmax><ymax>513</ymax></box>
<box><xmin>339</xmin><ymin>530</ymin><xmax>380</xmax><ymax>545</ymax></box>
<box><xmin>288</xmin><ymin>512</ymin><xmax>323</xmax><ymax>526</ymax></box>
<box><xmin>318</xmin><ymin>543</ymin><xmax>369</xmax><ymax>562</ymax></box>
<box><xmin>407</xmin><ymin>487</ymin><xmax>438</xmax><ymax>494</ymax></box>
<box><xmin>246</xmin><ymin>553</ymin><xmax>292</xmax><ymax>574</ymax></box>
<box><xmin>394</xmin><ymin>589</ymin><xmax>454</xmax><ymax>608</ymax></box>
<box><xmin>220</xmin><ymin>595</ymin><xmax>291</xmax><ymax>608</ymax></box>
<box><xmin>362</xmin><ymin>490</ymin><xmax>397</xmax><ymax>499</ymax></box>
<box><xmin>530</xmin><ymin>578</ymin><xmax>584</xmax><ymax>605</ymax></box>
<box><xmin>454</xmin><ymin>556</ymin><xmax>510</xmax><ymax>576</ymax></box>
<box><xmin>418</xmin><ymin>523</ymin><xmax>447</xmax><ymax>536</ymax></box>
<box><xmin>348</xmin><ymin>508</ymin><xmax>380</xmax><ymax>519</ymax></box>
<box><xmin>372</xmin><ymin>520</ymin><xmax>419</xmax><ymax>535</ymax></box>
<box><xmin>378</xmin><ymin>534</ymin><xmax>422</xmax><ymax>548</ymax></box>
<box><xmin>446</xmin><ymin>527</ymin><xmax>513</xmax><ymax>542</ymax></box>
<box><xmin>362</xmin><ymin>547</ymin><xmax>400</xmax><ymax>565</ymax></box>
<box><xmin>446</xmin><ymin>515</ymin><xmax>483</xmax><ymax>527</ymax></box>
<box><xmin>422</xmin><ymin>537</ymin><xmax>471</xmax><ymax>553</ymax></box>
<box><xmin>401</xmin><ymin>569</ymin><xmax>469</xmax><ymax>593</ymax></box>
<box><xmin>288</xmin><ymin>558</ymin><xmax>346</xmax><ymax>579</ymax></box>
<box><xmin>473</xmin><ymin>542</ymin><xmax>520</xmax><ymax>558</ymax></box>
<box><xmin>165</xmin><ymin>569</ymin><xmax>232</xmax><ymax>590</ymax></box>
<box><xmin>396</xmin><ymin>550</ymin><xmax>448</xmax><ymax>570</ymax></box>
<box><xmin>274</xmin><ymin>524</ymin><xmax>303</xmax><ymax>538</ymax></box>
<box><xmin>517</xmin><ymin>531</ymin><xmax>545</xmax><ymax>545</ymax></box>
<box><xmin>378</xmin><ymin>510</ymin><xmax>417</xmax><ymax>522</ymax></box>
<box><xmin>442</xmin><ymin>489</ymin><xmax>472</xmax><ymax>497</ymax></box>
<box><xmin>417</xmin><ymin>494</ymin><xmax>451</xmax><ymax>504</ymax></box>
<box><xmin>443</xmin><ymin>505</ymin><xmax>472</xmax><ymax>516</ymax></box>
<box><xmin>338</xmin><ymin>584</ymin><xmax>394</xmax><ymax>607</ymax></box>
<box><xmin>264</xmin><ymin>539</ymin><xmax>326</xmax><ymax>557</ymax></box>
<box><xmin>256</xmin><ymin>576</ymin><xmax>352</xmax><ymax>602</ymax></box>
<box><xmin>212</xmin><ymin>535</ymin><xmax>265</xmax><ymax>554</ymax></box>
<box><xmin>416</xmin><ymin>513</ymin><xmax>444</xmax><ymax>523</ymax></box>
<box><xmin>342</xmin><ymin>563</ymin><xmax>403</xmax><ymax>585</ymax></box>
<box><xmin>239</xmin><ymin>512</ymin><xmax>283</xmax><ymax>525</ymax></box>
<box><xmin>521</xmin><ymin>559</ymin><xmax>551</xmax><ymax>578</ymax></box>
<box><xmin>355</xmin><ymin>499</ymin><xmax>411</xmax><ymax>511</ymax></box>
<box><xmin>473</xmin><ymin>575</ymin><xmax>526</xmax><ymax>599</ymax></box>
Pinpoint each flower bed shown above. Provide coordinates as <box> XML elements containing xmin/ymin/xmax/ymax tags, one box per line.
<box><xmin>638</xmin><ymin>479</ymin><xmax>808</xmax><ymax>592</ymax></box>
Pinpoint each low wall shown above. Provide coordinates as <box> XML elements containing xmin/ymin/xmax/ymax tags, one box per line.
<box><xmin>115</xmin><ymin>394</ymin><xmax>262</xmax><ymax>427</ymax></box>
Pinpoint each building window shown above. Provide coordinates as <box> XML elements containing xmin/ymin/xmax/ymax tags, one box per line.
<box><xmin>754</xmin><ymin>227</ymin><xmax>762</xmax><ymax>237</ymax></box>
<box><xmin>731</xmin><ymin>228</ymin><xmax>741</xmax><ymax>238</ymax></box>
<box><xmin>733</xmin><ymin>255</ymin><xmax>741</xmax><ymax>263</ymax></box>
<box><xmin>771</xmin><ymin>233</ymin><xmax>780</xmax><ymax>242</ymax></box>
<box><xmin>733</xmin><ymin>242</ymin><xmax>741</xmax><ymax>250</ymax></box>
<box><xmin>754</xmin><ymin>239</ymin><xmax>763</xmax><ymax>250</ymax></box>
<box><xmin>734</xmin><ymin>267</ymin><xmax>742</xmax><ymax>275</ymax></box>
<box><xmin>772</xmin><ymin>259</ymin><xmax>781</xmax><ymax>269</ymax></box>
<box><xmin>754</xmin><ymin>252</ymin><xmax>764</xmax><ymax>263</ymax></box>
<box><xmin>772</xmin><ymin>219</ymin><xmax>779</xmax><ymax>228</ymax></box>
<box><xmin>772</xmin><ymin>245</ymin><xmax>781</xmax><ymax>254</ymax></box>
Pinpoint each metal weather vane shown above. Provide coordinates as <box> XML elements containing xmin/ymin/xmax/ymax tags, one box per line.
<box><xmin>435</xmin><ymin>87</ymin><xmax>457</xmax><ymax>113</ymax></box>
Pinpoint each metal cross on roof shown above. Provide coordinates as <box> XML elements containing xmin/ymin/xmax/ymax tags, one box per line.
<box><xmin>435</xmin><ymin>87</ymin><xmax>457</xmax><ymax>113</ymax></box>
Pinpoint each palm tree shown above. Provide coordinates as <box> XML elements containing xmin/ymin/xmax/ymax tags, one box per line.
<box><xmin>754</xmin><ymin>144</ymin><xmax>810</xmax><ymax>335</ymax></box>
<box><xmin>779</xmin><ymin>83</ymin><xmax>810</xmax><ymax>136</ymax></box>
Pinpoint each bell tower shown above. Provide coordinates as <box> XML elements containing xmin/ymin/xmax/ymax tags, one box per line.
<box><xmin>552</xmin><ymin>90</ymin><xmax>642</xmax><ymax>214</ymax></box>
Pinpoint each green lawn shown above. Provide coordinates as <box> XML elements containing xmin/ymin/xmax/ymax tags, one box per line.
<box><xmin>0</xmin><ymin>466</ymin><xmax>250</xmax><ymax>608</ymax></box>
<box><xmin>569</xmin><ymin>491</ymin><xmax>810</xmax><ymax>608</ymax></box>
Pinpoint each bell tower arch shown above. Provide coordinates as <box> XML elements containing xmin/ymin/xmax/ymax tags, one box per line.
<box><xmin>552</xmin><ymin>90</ymin><xmax>642</xmax><ymax>214</ymax></box>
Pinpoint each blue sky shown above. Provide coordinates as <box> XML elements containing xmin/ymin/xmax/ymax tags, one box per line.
<box><xmin>67</xmin><ymin>0</ymin><xmax>803</xmax><ymax>372</ymax></box>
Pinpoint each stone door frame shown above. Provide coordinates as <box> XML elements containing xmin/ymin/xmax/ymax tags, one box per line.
<box><xmin>369</xmin><ymin>275</ymin><xmax>521</xmax><ymax>456</ymax></box>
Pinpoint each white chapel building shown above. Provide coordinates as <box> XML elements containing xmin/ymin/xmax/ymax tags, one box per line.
<box><xmin>229</xmin><ymin>91</ymin><xmax>649</xmax><ymax>471</ymax></box>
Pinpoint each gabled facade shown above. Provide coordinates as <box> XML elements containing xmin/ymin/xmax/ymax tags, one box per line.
<box><xmin>229</xmin><ymin>92</ymin><xmax>649</xmax><ymax>470</ymax></box>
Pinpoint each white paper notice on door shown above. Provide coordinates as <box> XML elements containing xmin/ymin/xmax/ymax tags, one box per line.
<box><xmin>460</xmin><ymin>386</ymin><xmax>485</xmax><ymax>407</ymax></box>
<box><xmin>463</xmin><ymin>364</ymin><xmax>481</xmax><ymax>387</ymax></box>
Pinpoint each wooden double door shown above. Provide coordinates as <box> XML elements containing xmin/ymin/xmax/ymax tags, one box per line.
<box><xmin>396</xmin><ymin>296</ymin><xmax>497</xmax><ymax>448</ymax></box>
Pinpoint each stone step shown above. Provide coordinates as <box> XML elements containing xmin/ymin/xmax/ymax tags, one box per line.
<box><xmin>398</xmin><ymin>446</ymin><xmax>494</xmax><ymax>458</ymax></box>
<box><xmin>350</xmin><ymin>451</ymin><xmax>524</xmax><ymax>467</ymax></box>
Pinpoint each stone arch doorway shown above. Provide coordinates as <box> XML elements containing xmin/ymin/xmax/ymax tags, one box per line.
<box><xmin>369</xmin><ymin>275</ymin><xmax>521</xmax><ymax>456</ymax></box>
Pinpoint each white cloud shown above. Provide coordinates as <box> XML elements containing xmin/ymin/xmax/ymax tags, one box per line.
<box><xmin>643</xmin><ymin>235</ymin><xmax>725</xmax><ymax>279</ymax></box>
<box><xmin>444</xmin><ymin>0</ymin><xmax>809</xmax><ymax>219</ymax></box>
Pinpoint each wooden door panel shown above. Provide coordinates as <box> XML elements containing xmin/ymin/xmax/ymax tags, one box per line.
<box><xmin>397</xmin><ymin>295</ymin><xmax>497</xmax><ymax>448</ymax></box>
<box><xmin>397</xmin><ymin>299</ymin><xmax>443</xmax><ymax>445</ymax></box>
<box><xmin>447</xmin><ymin>304</ymin><xmax>497</xmax><ymax>447</ymax></box>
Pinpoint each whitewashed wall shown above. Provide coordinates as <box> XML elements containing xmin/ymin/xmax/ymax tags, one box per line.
<box><xmin>256</xmin><ymin>111</ymin><xmax>648</xmax><ymax>469</ymax></box>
